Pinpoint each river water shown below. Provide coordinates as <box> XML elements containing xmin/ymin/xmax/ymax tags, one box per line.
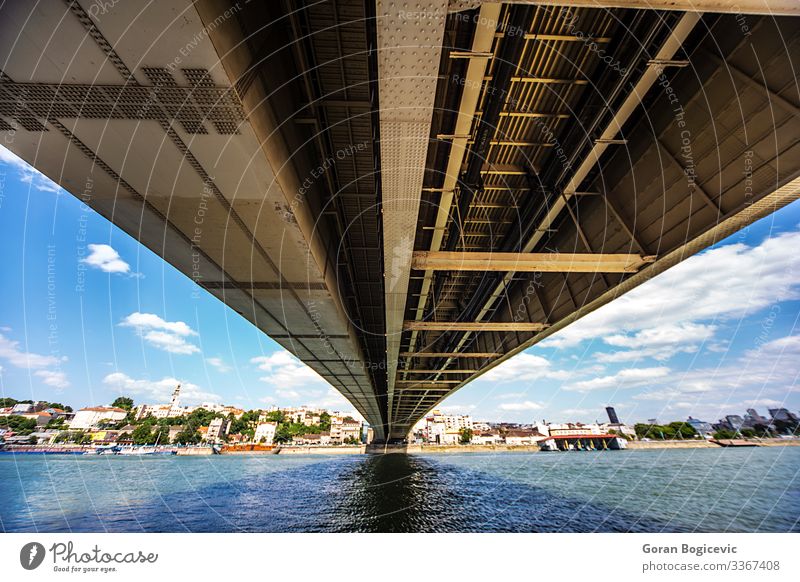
<box><xmin>1</xmin><ymin>447</ymin><xmax>798</xmax><ymax>532</ymax></box>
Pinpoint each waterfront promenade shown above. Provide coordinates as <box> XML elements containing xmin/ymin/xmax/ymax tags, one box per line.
<box><xmin>3</xmin><ymin>438</ymin><xmax>798</xmax><ymax>456</ymax></box>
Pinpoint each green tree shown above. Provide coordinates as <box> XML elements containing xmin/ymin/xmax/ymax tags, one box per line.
<box><xmin>275</xmin><ymin>424</ymin><xmax>298</xmax><ymax>444</ymax></box>
<box><xmin>173</xmin><ymin>426</ymin><xmax>201</xmax><ymax>445</ymax></box>
<box><xmin>153</xmin><ymin>424</ymin><xmax>171</xmax><ymax>444</ymax></box>
<box><xmin>459</xmin><ymin>427</ymin><xmax>474</xmax><ymax>444</ymax></box>
<box><xmin>667</xmin><ymin>421</ymin><xmax>696</xmax><ymax>439</ymax></box>
<box><xmin>185</xmin><ymin>408</ymin><xmax>222</xmax><ymax>427</ymax></box>
<box><xmin>319</xmin><ymin>412</ymin><xmax>331</xmax><ymax>432</ymax></box>
<box><xmin>262</xmin><ymin>410</ymin><xmax>284</xmax><ymax>423</ymax></box>
<box><xmin>0</xmin><ymin>415</ymin><xmax>38</xmax><ymax>435</ymax></box>
<box><xmin>131</xmin><ymin>424</ymin><xmax>154</xmax><ymax>445</ymax></box>
<box><xmin>45</xmin><ymin>417</ymin><xmax>67</xmax><ymax>429</ymax></box>
<box><xmin>111</xmin><ymin>397</ymin><xmax>134</xmax><ymax>411</ymax></box>
<box><xmin>713</xmin><ymin>429</ymin><xmax>737</xmax><ymax>439</ymax></box>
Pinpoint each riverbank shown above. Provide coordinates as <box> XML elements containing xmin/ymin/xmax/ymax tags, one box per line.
<box><xmin>177</xmin><ymin>445</ymin><xmax>366</xmax><ymax>455</ymax></box>
<box><xmin>276</xmin><ymin>445</ymin><xmax>365</xmax><ymax>455</ymax></box>
<box><xmin>627</xmin><ymin>440</ymin><xmax>717</xmax><ymax>449</ymax></box>
<box><xmin>627</xmin><ymin>438</ymin><xmax>800</xmax><ymax>449</ymax></box>
<box><xmin>369</xmin><ymin>438</ymin><xmax>800</xmax><ymax>454</ymax></box>
<box><xmin>3</xmin><ymin>438</ymin><xmax>798</xmax><ymax>456</ymax></box>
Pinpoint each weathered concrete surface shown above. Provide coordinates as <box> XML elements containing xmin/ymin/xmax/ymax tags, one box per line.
<box><xmin>276</xmin><ymin>446</ymin><xmax>366</xmax><ymax>455</ymax></box>
<box><xmin>627</xmin><ymin>440</ymin><xmax>717</xmax><ymax>449</ymax></box>
<box><xmin>176</xmin><ymin>447</ymin><xmax>215</xmax><ymax>456</ymax></box>
<box><xmin>366</xmin><ymin>443</ymin><xmax>542</xmax><ymax>454</ymax></box>
<box><xmin>628</xmin><ymin>439</ymin><xmax>800</xmax><ymax>449</ymax></box>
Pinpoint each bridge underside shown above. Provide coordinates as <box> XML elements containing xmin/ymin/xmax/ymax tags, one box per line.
<box><xmin>1</xmin><ymin>1</ymin><xmax>798</xmax><ymax>441</ymax></box>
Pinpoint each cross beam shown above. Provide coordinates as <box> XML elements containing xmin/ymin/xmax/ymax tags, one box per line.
<box><xmin>464</xmin><ymin>1</ymin><xmax>800</xmax><ymax>17</ymax></box>
<box><xmin>399</xmin><ymin>352</ymin><xmax>501</xmax><ymax>357</ymax></box>
<box><xmin>411</xmin><ymin>252</ymin><xmax>656</xmax><ymax>273</ymax></box>
<box><xmin>395</xmin><ymin>380</ymin><xmax>463</xmax><ymax>385</ymax></box>
<box><xmin>399</xmin><ymin>369</ymin><xmax>478</xmax><ymax>374</ymax></box>
<box><xmin>402</xmin><ymin>321</ymin><xmax>549</xmax><ymax>332</ymax></box>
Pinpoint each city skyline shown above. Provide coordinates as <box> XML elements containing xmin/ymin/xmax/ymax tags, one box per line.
<box><xmin>1</xmin><ymin>144</ymin><xmax>799</xmax><ymax>426</ymax></box>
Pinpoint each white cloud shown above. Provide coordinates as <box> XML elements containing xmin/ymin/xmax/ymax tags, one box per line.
<box><xmin>741</xmin><ymin>398</ymin><xmax>784</xmax><ymax>408</ymax></box>
<box><xmin>0</xmin><ymin>145</ymin><xmax>62</xmax><ymax>193</ymax></box>
<box><xmin>306</xmin><ymin>387</ymin><xmax>362</xmax><ymax>417</ymax></box>
<box><xmin>633</xmin><ymin>383</ymin><xmax>714</xmax><ymax>401</ymax></box>
<box><xmin>478</xmin><ymin>353</ymin><xmax>570</xmax><ymax>383</ymax></box>
<box><xmin>102</xmin><ymin>372</ymin><xmax>221</xmax><ymax>404</ymax></box>
<box><xmin>206</xmin><ymin>357</ymin><xmax>231</xmax><ymax>373</ymax></box>
<box><xmin>630</xmin><ymin>335</ymin><xmax>800</xmax><ymax>407</ymax></box>
<box><xmin>248</xmin><ymin>353</ymin><xmax>364</xmax><ymax>419</ymax></box>
<box><xmin>564</xmin><ymin>366</ymin><xmax>670</xmax><ymax>392</ymax></box>
<box><xmin>34</xmin><ymin>370</ymin><xmax>70</xmax><ymax>388</ymax></box>
<box><xmin>0</xmin><ymin>333</ymin><xmax>61</xmax><ymax>369</ymax></box>
<box><xmin>596</xmin><ymin>323</ymin><xmax>716</xmax><ymax>363</ymax></box>
<box><xmin>251</xmin><ymin>350</ymin><xmax>326</xmax><ymax>388</ymax></box>
<box><xmin>120</xmin><ymin>312</ymin><xmax>196</xmax><ymax>336</ymax></box>
<box><xmin>141</xmin><ymin>330</ymin><xmax>200</xmax><ymax>355</ymax></box>
<box><xmin>560</xmin><ymin>408</ymin><xmax>594</xmax><ymax>416</ymax></box>
<box><xmin>439</xmin><ymin>403</ymin><xmax>477</xmax><ymax>414</ymax></box>
<box><xmin>0</xmin><ymin>332</ymin><xmax>69</xmax><ymax>388</ymax></box>
<box><xmin>498</xmin><ymin>400</ymin><xmax>544</xmax><ymax>411</ymax></box>
<box><xmin>82</xmin><ymin>244</ymin><xmax>131</xmax><ymax>274</ymax></box>
<box><xmin>120</xmin><ymin>312</ymin><xmax>200</xmax><ymax>355</ymax></box>
<box><xmin>276</xmin><ymin>388</ymin><xmax>301</xmax><ymax>399</ymax></box>
<box><xmin>541</xmin><ymin>231</ymin><xmax>800</xmax><ymax>349</ymax></box>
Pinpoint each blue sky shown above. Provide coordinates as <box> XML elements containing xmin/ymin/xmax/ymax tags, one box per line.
<box><xmin>1</xmin><ymin>144</ymin><xmax>799</xmax><ymax>426</ymax></box>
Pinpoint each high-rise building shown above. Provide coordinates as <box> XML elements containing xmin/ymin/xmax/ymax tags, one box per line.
<box><xmin>769</xmin><ymin>408</ymin><xmax>799</xmax><ymax>422</ymax></box>
<box><xmin>686</xmin><ymin>416</ymin><xmax>713</xmax><ymax>436</ymax></box>
<box><xmin>170</xmin><ymin>384</ymin><xmax>181</xmax><ymax>408</ymax></box>
<box><xmin>723</xmin><ymin>415</ymin><xmax>745</xmax><ymax>431</ymax></box>
<box><xmin>744</xmin><ymin>408</ymin><xmax>770</xmax><ymax>427</ymax></box>
<box><xmin>605</xmin><ymin>406</ymin><xmax>620</xmax><ymax>424</ymax></box>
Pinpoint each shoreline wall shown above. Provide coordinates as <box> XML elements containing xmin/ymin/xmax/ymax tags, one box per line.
<box><xmin>276</xmin><ymin>445</ymin><xmax>366</xmax><ymax>455</ymax></box>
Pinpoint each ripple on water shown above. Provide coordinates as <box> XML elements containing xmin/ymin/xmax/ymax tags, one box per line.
<box><xmin>1</xmin><ymin>447</ymin><xmax>797</xmax><ymax>532</ymax></box>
